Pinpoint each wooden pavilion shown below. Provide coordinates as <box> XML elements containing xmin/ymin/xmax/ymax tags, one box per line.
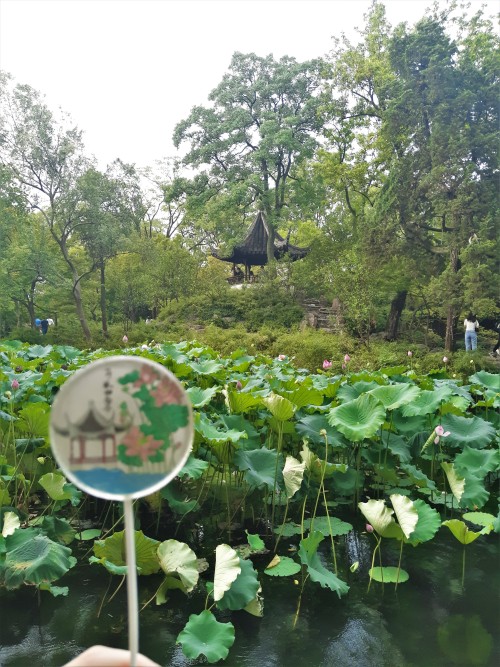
<box><xmin>212</xmin><ymin>211</ymin><xmax>309</xmax><ymax>281</ymax></box>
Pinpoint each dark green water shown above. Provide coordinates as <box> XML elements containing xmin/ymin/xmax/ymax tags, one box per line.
<box><xmin>1</xmin><ymin>529</ymin><xmax>499</xmax><ymax>667</ymax></box>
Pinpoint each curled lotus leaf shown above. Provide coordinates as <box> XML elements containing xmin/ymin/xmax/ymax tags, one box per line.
<box><xmin>157</xmin><ymin>540</ymin><xmax>199</xmax><ymax>592</ymax></box>
<box><xmin>92</xmin><ymin>530</ymin><xmax>160</xmax><ymax>575</ymax></box>
<box><xmin>442</xmin><ymin>519</ymin><xmax>483</xmax><ymax>545</ymax></box>
<box><xmin>283</xmin><ymin>455</ymin><xmax>305</xmax><ymax>499</ymax></box>
<box><xmin>213</xmin><ymin>544</ymin><xmax>240</xmax><ymax>602</ymax></box>
<box><xmin>217</xmin><ymin>558</ymin><xmax>260</xmax><ymax>611</ymax></box>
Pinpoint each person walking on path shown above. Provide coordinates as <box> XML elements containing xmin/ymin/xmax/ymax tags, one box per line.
<box><xmin>464</xmin><ymin>312</ymin><xmax>479</xmax><ymax>351</ymax></box>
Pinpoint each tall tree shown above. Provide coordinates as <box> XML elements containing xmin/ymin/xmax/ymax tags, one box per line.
<box><xmin>0</xmin><ymin>74</ymin><xmax>94</xmax><ymax>340</ymax></box>
<box><xmin>173</xmin><ymin>52</ymin><xmax>324</xmax><ymax>261</ymax></box>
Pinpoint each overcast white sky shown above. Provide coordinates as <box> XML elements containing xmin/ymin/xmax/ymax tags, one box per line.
<box><xmin>0</xmin><ymin>0</ymin><xmax>497</xmax><ymax>169</ymax></box>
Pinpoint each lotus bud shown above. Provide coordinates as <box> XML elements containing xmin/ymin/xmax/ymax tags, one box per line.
<box><xmin>235</xmin><ymin>380</ymin><xmax>243</xmax><ymax>390</ymax></box>
<box><xmin>407</xmin><ymin>350</ymin><xmax>413</xmax><ymax>357</ymax></box>
<box><xmin>344</xmin><ymin>354</ymin><xmax>351</xmax><ymax>363</ymax></box>
<box><xmin>443</xmin><ymin>356</ymin><xmax>448</xmax><ymax>363</ymax></box>
<box><xmin>11</xmin><ymin>379</ymin><xmax>20</xmax><ymax>390</ymax></box>
<box><xmin>122</xmin><ymin>335</ymin><xmax>129</xmax><ymax>343</ymax></box>
<box><xmin>366</xmin><ymin>523</ymin><xmax>374</xmax><ymax>533</ymax></box>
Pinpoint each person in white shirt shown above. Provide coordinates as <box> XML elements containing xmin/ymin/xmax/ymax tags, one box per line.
<box><xmin>464</xmin><ymin>312</ymin><xmax>479</xmax><ymax>351</ymax></box>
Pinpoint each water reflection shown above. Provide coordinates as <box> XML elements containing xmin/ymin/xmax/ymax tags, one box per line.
<box><xmin>0</xmin><ymin>530</ymin><xmax>498</xmax><ymax>666</ymax></box>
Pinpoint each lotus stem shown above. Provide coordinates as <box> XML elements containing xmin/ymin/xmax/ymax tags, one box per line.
<box><xmin>395</xmin><ymin>539</ymin><xmax>404</xmax><ymax>590</ymax></box>
<box><xmin>270</xmin><ymin>422</ymin><xmax>284</xmax><ymax>532</ymax></box>
<box><xmin>368</xmin><ymin>534</ymin><xmax>381</xmax><ymax>593</ymax></box>
<box><xmin>462</xmin><ymin>546</ymin><xmax>466</xmax><ymax>589</ymax></box>
<box><xmin>274</xmin><ymin>497</ymin><xmax>290</xmax><ymax>553</ymax></box>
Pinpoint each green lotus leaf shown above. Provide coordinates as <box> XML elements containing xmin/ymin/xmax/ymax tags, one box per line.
<box><xmin>337</xmin><ymin>381</ymin><xmax>380</xmax><ymax>403</ymax></box>
<box><xmin>226</xmin><ymin>390</ymin><xmax>263</xmax><ymax>414</ymax></box>
<box><xmin>157</xmin><ymin>540</ymin><xmax>199</xmax><ymax>592</ymax></box>
<box><xmin>331</xmin><ymin>467</ymin><xmax>362</xmax><ymax>497</ymax></box>
<box><xmin>400</xmin><ymin>463</ymin><xmax>437</xmax><ymax>491</ymax></box>
<box><xmin>469</xmin><ymin>371</ymin><xmax>500</xmax><ymax>391</ymax></box>
<box><xmin>38</xmin><ymin>583</ymin><xmax>69</xmax><ymax>597</ymax></box>
<box><xmin>234</xmin><ymin>447</ymin><xmax>281</xmax><ymax>490</ymax></box>
<box><xmin>177</xmin><ymin>610</ymin><xmax>235</xmax><ymax>663</ymax></box>
<box><xmin>93</xmin><ymin>530</ymin><xmax>160</xmax><ymax>575</ymax></box>
<box><xmin>369</xmin><ymin>566</ymin><xmax>409</xmax><ymax>583</ymax></box>
<box><xmin>89</xmin><ymin>556</ymin><xmax>127</xmax><ymax>575</ymax></box>
<box><xmin>272</xmin><ymin>522</ymin><xmax>303</xmax><ymax>537</ymax></box>
<box><xmin>406</xmin><ymin>499</ymin><xmax>441</xmax><ymax>545</ymax></box>
<box><xmin>380</xmin><ymin>433</ymin><xmax>412</xmax><ymax>463</ymax></box>
<box><xmin>390</xmin><ymin>494</ymin><xmax>418</xmax><ymax>539</ymax></box>
<box><xmin>264</xmin><ymin>555</ymin><xmax>301</xmax><ymax>576</ymax></box>
<box><xmin>284</xmin><ymin>385</ymin><xmax>324</xmax><ymax>408</ymax></box>
<box><xmin>440</xmin><ymin>414</ymin><xmax>496</xmax><ymax>449</ymax></box>
<box><xmin>26</xmin><ymin>344</ymin><xmax>53</xmax><ymax>359</ymax></box>
<box><xmin>298</xmin><ymin>531</ymin><xmax>349</xmax><ymax>597</ymax></box>
<box><xmin>0</xmin><ymin>528</ymin><xmax>76</xmax><ymax>589</ymax></box>
<box><xmin>368</xmin><ymin>384</ymin><xmax>421</xmax><ymax>410</ymax></box>
<box><xmin>442</xmin><ymin>519</ymin><xmax>483</xmax><ymax>545</ymax></box>
<box><xmin>217</xmin><ymin>557</ymin><xmax>260</xmax><ymax>611</ymax></box>
<box><xmin>190</xmin><ymin>360</ymin><xmax>224</xmax><ymax>376</ymax></box>
<box><xmin>401</xmin><ymin>386</ymin><xmax>453</xmax><ymax>417</ymax></box>
<box><xmin>283</xmin><ymin>455</ymin><xmax>305</xmax><ymax>499</ymax></box>
<box><xmin>358</xmin><ymin>499</ymin><xmax>403</xmax><ymax>539</ymax></box>
<box><xmin>39</xmin><ymin>516</ymin><xmax>75</xmax><ymax>545</ymax></box>
<box><xmin>155</xmin><ymin>575</ymin><xmax>188</xmax><ymax>605</ymax></box>
<box><xmin>16</xmin><ymin>403</ymin><xmax>50</xmax><ymax>437</ymax></box>
<box><xmin>230</xmin><ymin>354</ymin><xmax>255</xmax><ymax>372</ymax></box>
<box><xmin>441</xmin><ymin>463</ymin><xmax>465</xmax><ymax>503</ymax></box>
<box><xmin>305</xmin><ymin>516</ymin><xmax>353</xmax><ymax>537</ymax></box>
<box><xmin>441</xmin><ymin>395</ymin><xmax>472</xmax><ymax>416</ymax></box>
<box><xmin>38</xmin><ymin>473</ymin><xmax>82</xmax><ymax>506</ymax></box>
<box><xmin>437</xmin><ymin>614</ymin><xmax>493</xmax><ymax>666</ymax></box>
<box><xmin>0</xmin><ymin>410</ymin><xmax>16</xmax><ymax>422</ymax></box>
<box><xmin>244</xmin><ymin>586</ymin><xmax>264</xmax><ymax>617</ymax></box>
<box><xmin>454</xmin><ymin>447</ymin><xmax>500</xmax><ymax>479</ymax></box>
<box><xmin>213</xmin><ymin>544</ymin><xmax>240</xmax><ymax>602</ymax></box>
<box><xmin>463</xmin><ymin>512</ymin><xmax>495</xmax><ymax>533</ymax></box>
<box><xmin>328</xmin><ymin>393</ymin><xmax>386</xmax><ymax>442</ymax></box>
<box><xmin>75</xmin><ymin>529</ymin><xmax>101</xmax><ymax>541</ymax></box>
<box><xmin>186</xmin><ymin>386</ymin><xmax>218</xmax><ymax>407</ymax></box>
<box><xmin>263</xmin><ymin>392</ymin><xmax>295</xmax><ymax>421</ymax></box>
<box><xmin>459</xmin><ymin>474</ymin><xmax>489</xmax><ymax>510</ymax></box>
<box><xmin>160</xmin><ymin>485</ymin><xmax>199</xmax><ymax>515</ymax></box>
<box><xmin>179</xmin><ymin>455</ymin><xmax>209</xmax><ymax>480</ymax></box>
<box><xmin>195</xmin><ymin>413</ymin><xmax>247</xmax><ymax>444</ymax></box>
<box><xmin>391</xmin><ymin>411</ymin><xmax>428</xmax><ymax>435</ymax></box>
<box><xmin>296</xmin><ymin>414</ymin><xmax>346</xmax><ymax>447</ymax></box>
<box><xmin>245</xmin><ymin>531</ymin><xmax>266</xmax><ymax>552</ymax></box>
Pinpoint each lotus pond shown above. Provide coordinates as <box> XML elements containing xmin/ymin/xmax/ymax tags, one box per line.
<box><xmin>0</xmin><ymin>341</ymin><xmax>499</xmax><ymax>666</ymax></box>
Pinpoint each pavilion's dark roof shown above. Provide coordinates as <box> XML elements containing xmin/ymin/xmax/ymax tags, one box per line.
<box><xmin>213</xmin><ymin>212</ymin><xmax>309</xmax><ymax>266</ymax></box>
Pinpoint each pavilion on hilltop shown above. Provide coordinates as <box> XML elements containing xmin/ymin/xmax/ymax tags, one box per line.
<box><xmin>212</xmin><ymin>211</ymin><xmax>309</xmax><ymax>282</ymax></box>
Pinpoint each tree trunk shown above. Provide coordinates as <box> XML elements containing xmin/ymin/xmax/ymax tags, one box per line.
<box><xmin>100</xmin><ymin>262</ymin><xmax>108</xmax><ymax>338</ymax></box>
<box><xmin>444</xmin><ymin>247</ymin><xmax>459</xmax><ymax>352</ymax></box>
<box><xmin>385</xmin><ymin>290</ymin><xmax>407</xmax><ymax>341</ymax></box>
<box><xmin>72</xmin><ymin>268</ymin><xmax>92</xmax><ymax>341</ymax></box>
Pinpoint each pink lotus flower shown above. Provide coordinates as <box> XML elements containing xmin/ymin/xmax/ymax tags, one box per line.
<box><xmin>323</xmin><ymin>360</ymin><xmax>332</xmax><ymax>370</ymax></box>
<box><xmin>434</xmin><ymin>424</ymin><xmax>451</xmax><ymax>444</ymax></box>
<box><xmin>407</xmin><ymin>350</ymin><xmax>413</xmax><ymax>357</ymax></box>
<box><xmin>11</xmin><ymin>379</ymin><xmax>20</xmax><ymax>390</ymax></box>
<box><xmin>366</xmin><ymin>523</ymin><xmax>374</xmax><ymax>533</ymax></box>
<box><xmin>122</xmin><ymin>335</ymin><xmax>129</xmax><ymax>343</ymax></box>
<box><xmin>443</xmin><ymin>356</ymin><xmax>448</xmax><ymax>364</ymax></box>
<box><xmin>121</xmin><ymin>426</ymin><xmax>163</xmax><ymax>462</ymax></box>
<box><xmin>278</xmin><ymin>354</ymin><xmax>286</xmax><ymax>361</ymax></box>
<box><xmin>344</xmin><ymin>354</ymin><xmax>351</xmax><ymax>363</ymax></box>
